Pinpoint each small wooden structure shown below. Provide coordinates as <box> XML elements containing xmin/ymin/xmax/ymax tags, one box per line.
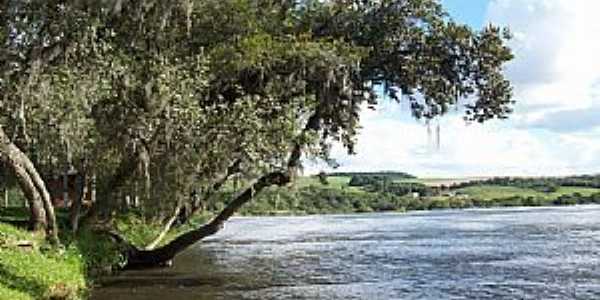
<box><xmin>45</xmin><ymin>171</ymin><xmax>93</xmax><ymax>208</ymax></box>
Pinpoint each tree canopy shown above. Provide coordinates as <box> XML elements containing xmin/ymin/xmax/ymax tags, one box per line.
<box><xmin>0</xmin><ymin>0</ymin><xmax>514</xmax><ymax>266</ymax></box>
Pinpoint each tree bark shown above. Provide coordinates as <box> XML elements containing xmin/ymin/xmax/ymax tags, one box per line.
<box><xmin>9</xmin><ymin>158</ymin><xmax>47</xmax><ymax>231</ymax></box>
<box><xmin>70</xmin><ymin>172</ymin><xmax>87</xmax><ymax>233</ymax></box>
<box><xmin>0</xmin><ymin>127</ymin><xmax>47</xmax><ymax>231</ymax></box>
<box><xmin>3</xmin><ymin>188</ymin><xmax>7</xmax><ymax>207</ymax></box>
<box><xmin>19</xmin><ymin>150</ymin><xmax>59</xmax><ymax>243</ymax></box>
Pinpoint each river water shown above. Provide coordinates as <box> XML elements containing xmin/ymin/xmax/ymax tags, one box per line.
<box><xmin>91</xmin><ymin>206</ymin><xmax>600</xmax><ymax>299</ymax></box>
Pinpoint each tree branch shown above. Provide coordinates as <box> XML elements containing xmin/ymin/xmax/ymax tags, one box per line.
<box><xmin>122</xmin><ymin>110</ymin><xmax>322</xmax><ymax>268</ymax></box>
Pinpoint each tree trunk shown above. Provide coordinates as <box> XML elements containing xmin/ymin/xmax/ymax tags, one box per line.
<box><xmin>70</xmin><ymin>173</ymin><xmax>86</xmax><ymax>233</ymax></box>
<box><xmin>0</xmin><ymin>127</ymin><xmax>46</xmax><ymax>231</ymax></box>
<box><xmin>177</xmin><ymin>158</ymin><xmax>241</xmax><ymax>226</ymax></box>
<box><xmin>20</xmin><ymin>150</ymin><xmax>59</xmax><ymax>243</ymax></box>
<box><xmin>3</xmin><ymin>188</ymin><xmax>7</xmax><ymax>207</ymax></box>
<box><xmin>0</xmin><ymin>126</ymin><xmax>58</xmax><ymax>242</ymax></box>
<box><xmin>125</xmin><ymin>171</ymin><xmax>290</xmax><ymax>268</ymax></box>
<box><xmin>11</xmin><ymin>159</ymin><xmax>47</xmax><ymax>231</ymax></box>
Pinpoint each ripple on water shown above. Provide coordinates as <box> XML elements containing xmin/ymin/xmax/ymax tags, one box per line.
<box><xmin>92</xmin><ymin>205</ymin><xmax>600</xmax><ymax>300</ymax></box>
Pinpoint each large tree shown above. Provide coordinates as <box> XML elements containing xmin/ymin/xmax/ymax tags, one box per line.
<box><xmin>0</xmin><ymin>0</ymin><xmax>513</xmax><ymax>267</ymax></box>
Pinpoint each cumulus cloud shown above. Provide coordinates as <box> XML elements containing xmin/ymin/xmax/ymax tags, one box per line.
<box><xmin>311</xmin><ymin>0</ymin><xmax>600</xmax><ymax>177</ymax></box>
<box><xmin>487</xmin><ymin>0</ymin><xmax>600</xmax><ymax>122</ymax></box>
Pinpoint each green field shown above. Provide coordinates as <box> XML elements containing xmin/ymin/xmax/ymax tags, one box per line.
<box><xmin>300</xmin><ymin>175</ymin><xmax>600</xmax><ymax>201</ymax></box>
<box><xmin>456</xmin><ymin>185</ymin><xmax>600</xmax><ymax>200</ymax></box>
<box><xmin>295</xmin><ymin>176</ymin><xmax>357</xmax><ymax>190</ymax></box>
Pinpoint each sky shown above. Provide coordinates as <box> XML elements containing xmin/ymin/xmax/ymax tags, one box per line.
<box><xmin>314</xmin><ymin>0</ymin><xmax>600</xmax><ymax>178</ymax></box>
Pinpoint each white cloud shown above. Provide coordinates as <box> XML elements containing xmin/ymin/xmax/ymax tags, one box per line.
<box><xmin>487</xmin><ymin>0</ymin><xmax>600</xmax><ymax>117</ymax></box>
<box><xmin>313</xmin><ymin>0</ymin><xmax>600</xmax><ymax>177</ymax></box>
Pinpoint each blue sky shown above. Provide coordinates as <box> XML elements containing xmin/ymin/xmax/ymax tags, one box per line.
<box><xmin>317</xmin><ymin>0</ymin><xmax>600</xmax><ymax>178</ymax></box>
<box><xmin>442</xmin><ymin>0</ymin><xmax>489</xmax><ymax>29</ymax></box>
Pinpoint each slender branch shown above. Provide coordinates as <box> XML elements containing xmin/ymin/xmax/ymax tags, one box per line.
<box><xmin>144</xmin><ymin>204</ymin><xmax>182</xmax><ymax>250</ymax></box>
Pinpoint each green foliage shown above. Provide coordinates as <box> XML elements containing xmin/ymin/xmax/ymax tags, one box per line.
<box><xmin>234</xmin><ymin>175</ymin><xmax>600</xmax><ymax>215</ymax></box>
<box><xmin>64</xmin><ymin>229</ymin><xmax>125</xmax><ymax>277</ymax></box>
<box><xmin>452</xmin><ymin>176</ymin><xmax>600</xmax><ymax>190</ymax></box>
<box><xmin>1</xmin><ymin>0</ymin><xmax>515</xmax><ymax>223</ymax></box>
<box><xmin>114</xmin><ymin>211</ymin><xmax>213</xmax><ymax>248</ymax></box>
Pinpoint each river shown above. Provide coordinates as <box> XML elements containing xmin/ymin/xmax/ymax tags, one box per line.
<box><xmin>91</xmin><ymin>205</ymin><xmax>600</xmax><ymax>299</ymax></box>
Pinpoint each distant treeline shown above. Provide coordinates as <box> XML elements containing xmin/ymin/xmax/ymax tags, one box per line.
<box><xmin>230</xmin><ymin>173</ymin><xmax>600</xmax><ymax>215</ymax></box>
<box><xmin>450</xmin><ymin>175</ymin><xmax>600</xmax><ymax>191</ymax></box>
<box><xmin>348</xmin><ymin>176</ymin><xmax>433</xmax><ymax>197</ymax></box>
<box><xmin>327</xmin><ymin>171</ymin><xmax>416</xmax><ymax>179</ymax></box>
<box><xmin>230</xmin><ymin>185</ymin><xmax>600</xmax><ymax>216</ymax></box>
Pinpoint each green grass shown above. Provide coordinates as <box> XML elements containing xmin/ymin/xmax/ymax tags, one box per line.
<box><xmin>553</xmin><ymin>187</ymin><xmax>600</xmax><ymax>197</ymax></box>
<box><xmin>296</xmin><ymin>176</ymin><xmax>365</xmax><ymax>192</ymax></box>
<box><xmin>456</xmin><ymin>185</ymin><xmax>600</xmax><ymax>200</ymax></box>
<box><xmin>0</xmin><ymin>223</ymin><xmax>87</xmax><ymax>300</ymax></box>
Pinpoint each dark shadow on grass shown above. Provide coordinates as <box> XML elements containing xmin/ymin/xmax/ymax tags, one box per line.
<box><xmin>0</xmin><ymin>264</ymin><xmax>47</xmax><ymax>299</ymax></box>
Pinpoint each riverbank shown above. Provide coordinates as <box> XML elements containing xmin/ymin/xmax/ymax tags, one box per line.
<box><xmin>3</xmin><ymin>172</ymin><xmax>600</xmax><ymax>299</ymax></box>
<box><xmin>3</xmin><ymin>199</ymin><xmax>600</xmax><ymax>299</ymax></box>
<box><xmin>0</xmin><ymin>210</ymin><xmax>213</xmax><ymax>300</ymax></box>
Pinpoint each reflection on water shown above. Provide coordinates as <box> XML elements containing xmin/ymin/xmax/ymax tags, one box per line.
<box><xmin>92</xmin><ymin>206</ymin><xmax>600</xmax><ymax>299</ymax></box>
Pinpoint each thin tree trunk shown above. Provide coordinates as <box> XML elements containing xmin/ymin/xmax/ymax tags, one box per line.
<box><xmin>70</xmin><ymin>173</ymin><xmax>86</xmax><ymax>233</ymax></box>
<box><xmin>63</xmin><ymin>168</ymin><xmax>70</xmax><ymax>207</ymax></box>
<box><xmin>1</xmin><ymin>126</ymin><xmax>58</xmax><ymax>242</ymax></box>
<box><xmin>91</xmin><ymin>173</ymin><xmax>96</xmax><ymax>204</ymax></box>
<box><xmin>63</xmin><ymin>138</ymin><xmax>73</xmax><ymax>207</ymax></box>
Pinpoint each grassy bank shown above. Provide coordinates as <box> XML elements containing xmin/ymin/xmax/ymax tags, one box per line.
<box><xmin>0</xmin><ymin>222</ymin><xmax>87</xmax><ymax>300</ymax></box>
<box><xmin>0</xmin><ymin>207</ymin><xmax>212</xmax><ymax>300</ymax></box>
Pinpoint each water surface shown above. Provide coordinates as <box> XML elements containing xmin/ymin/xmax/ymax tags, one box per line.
<box><xmin>92</xmin><ymin>206</ymin><xmax>600</xmax><ymax>299</ymax></box>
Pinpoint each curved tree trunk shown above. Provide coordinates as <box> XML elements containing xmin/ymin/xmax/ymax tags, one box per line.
<box><xmin>20</xmin><ymin>151</ymin><xmax>59</xmax><ymax>242</ymax></box>
<box><xmin>0</xmin><ymin>126</ymin><xmax>57</xmax><ymax>241</ymax></box>
<box><xmin>7</xmin><ymin>156</ymin><xmax>47</xmax><ymax>231</ymax></box>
